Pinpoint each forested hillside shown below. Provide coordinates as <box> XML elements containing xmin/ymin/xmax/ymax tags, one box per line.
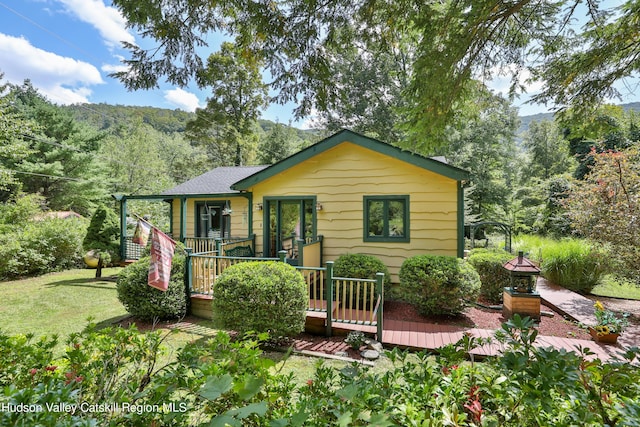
<box><xmin>61</xmin><ymin>103</ymin><xmax>317</xmax><ymax>142</ymax></box>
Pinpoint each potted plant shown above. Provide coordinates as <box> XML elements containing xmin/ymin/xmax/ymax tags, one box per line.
<box><xmin>589</xmin><ymin>301</ymin><xmax>630</xmax><ymax>344</ymax></box>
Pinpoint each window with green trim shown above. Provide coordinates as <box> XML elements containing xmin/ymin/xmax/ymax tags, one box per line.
<box><xmin>364</xmin><ymin>196</ymin><xmax>409</xmax><ymax>242</ymax></box>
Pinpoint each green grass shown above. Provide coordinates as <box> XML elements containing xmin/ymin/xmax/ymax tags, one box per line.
<box><xmin>0</xmin><ymin>268</ymin><xmax>397</xmax><ymax>373</ymax></box>
<box><xmin>0</xmin><ymin>267</ymin><xmax>129</xmax><ymax>338</ymax></box>
<box><xmin>591</xmin><ymin>275</ymin><xmax>640</xmax><ymax>300</ymax></box>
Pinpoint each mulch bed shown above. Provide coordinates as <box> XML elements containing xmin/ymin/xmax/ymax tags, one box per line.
<box><xmin>112</xmin><ymin>299</ymin><xmax>593</xmax><ymax>361</ymax></box>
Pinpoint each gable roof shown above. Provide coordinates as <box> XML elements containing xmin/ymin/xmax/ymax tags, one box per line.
<box><xmin>161</xmin><ymin>165</ymin><xmax>268</xmax><ymax>196</ymax></box>
<box><xmin>231</xmin><ymin>129</ymin><xmax>469</xmax><ymax>190</ymax></box>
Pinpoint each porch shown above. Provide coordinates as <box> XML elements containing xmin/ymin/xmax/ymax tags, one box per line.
<box><xmin>184</xmin><ymin>235</ymin><xmax>384</xmax><ymax>339</ymax></box>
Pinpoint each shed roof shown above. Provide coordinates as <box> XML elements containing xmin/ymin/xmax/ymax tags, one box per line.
<box><xmin>161</xmin><ymin>165</ymin><xmax>268</xmax><ymax>196</ymax></box>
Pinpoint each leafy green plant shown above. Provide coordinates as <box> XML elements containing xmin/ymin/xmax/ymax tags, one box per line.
<box><xmin>116</xmin><ymin>248</ymin><xmax>187</xmax><ymax>320</ymax></box>
<box><xmin>0</xmin><ymin>217</ymin><xmax>87</xmax><ymax>280</ymax></box>
<box><xmin>540</xmin><ymin>239</ymin><xmax>611</xmax><ymax>293</ymax></box>
<box><xmin>2</xmin><ymin>316</ymin><xmax>640</xmax><ymax>426</ymax></box>
<box><xmin>398</xmin><ymin>255</ymin><xmax>481</xmax><ymax>316</ymax></box>
<box><xmin>592</xmin><ymin>300</ymin><xmax>629</xmax><ymax>335</ymax></box>
<box><xmin>333</xmin><ymin>253</ymin><xmax>392</xmax><ymax>297</ymax></box>
<box><xmin>213</xmin><ymin>261</ymin><xmax>307</xmax><ymax>337</ymax></box>
<box><xmin>467</xmin><ymin>248</ymin><xmax>513</xmax><ymax>303</ymax></box>
<box><xmin>344</xmin><ymin>331</ymin><xmax>366</xmax><ymax>350</ymax></box>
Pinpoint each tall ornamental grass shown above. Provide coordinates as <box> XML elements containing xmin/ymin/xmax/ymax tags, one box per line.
<box><xmin>513</xmin><ymin>235</ymin><xmax>611</xmax><ymax>293</ymax></box>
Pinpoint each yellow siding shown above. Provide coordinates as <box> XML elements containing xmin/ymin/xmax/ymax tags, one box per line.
<box><xmin>248</xmin><ymin>141</ymin><xmax>460</xmax><ymax>282</ymax></box>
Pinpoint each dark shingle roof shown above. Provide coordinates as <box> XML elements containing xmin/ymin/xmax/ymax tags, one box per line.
<box><xmin>161</xmin><ymin>165</ymin><xmax>268</xmax><ymax>195</ymax></box>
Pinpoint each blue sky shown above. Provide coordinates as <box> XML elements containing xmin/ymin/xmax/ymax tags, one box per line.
<box><xmin>0</xmin><ymin>0</ymin><xmax>638</xmax><ymax>129</ymax></box>
<box><xmin>0</xmin><ymin>0</ymin><xmax>306</xmax><ymax>126</ymax></box>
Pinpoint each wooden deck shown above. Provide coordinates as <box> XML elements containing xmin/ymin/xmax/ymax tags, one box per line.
<box><xmin>379</xmin><ymin>318</ymin><xmax>625</xmax><ymax>361</ymax></box>
<box><xmin>191</xmin><ymin>277</ymin><xmax>635</xmax><ymax>363</ymax></box>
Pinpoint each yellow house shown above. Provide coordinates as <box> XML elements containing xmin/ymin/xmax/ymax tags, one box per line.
<box><xmin>115</xmin><ymin>129</ymin><xmax>469</xmax><ymax>283</ymax></box>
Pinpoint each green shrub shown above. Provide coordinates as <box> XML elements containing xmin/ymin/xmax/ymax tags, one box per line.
<box><xmin>213</xmin><ymin>261</ymin><xmax>307</xmax><ymax>337</ymax></box>
<box><xmin>0</xmin><ymin>218</ymin><xmax>87</xmax><ymax>280</ymax></box>
<box><xmin>398</xmin><ymin>255</ymin><xmax>480</xmax><ymax>316</ymax></box>
<box><xmin>83</xmin><ymin>205</ymin><xmax>120</xmax><ymax>265</ymax></box>
<box><xmin>116</xmin><ymin>249</ymin><xmax>186</xmax><ymax>320</ymax></box>
<box><xmin>514</xmin><ymin>235</ymin><xmax>612</xmax><ymax>293</ymax></box>
<box><xmin>541</xmin><ymin>240</ymin><xmax>611</xmax><ymax>293</ymax></box>
<box><xmin>467</xmin><ymin>248</ymin><xmax>513</xmax><ymax>303</ymax></box>
<box><xmin>333</xmin><ymin>253</ymin><xmax>391</xmax><ymax>296</ymax></box>
<box><xmin>2</xmin><ymin>319</ymin><xmax>640</xmax><ymax>426</ymax></box>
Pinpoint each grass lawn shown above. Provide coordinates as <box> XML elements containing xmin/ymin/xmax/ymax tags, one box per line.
<box><xmin>0</xmin><ymin>268</ymin><xmax>376</xmax><ymax>374</ymax></box>
<box><xmin>591</xmin><ymin>275</ymin><xmax>640</xmax><ymax>300</ymax></box>
<box><xmin>0</xmin><ymin>267</ymin><xmax>129</xmax><ymax>338</ymax></box>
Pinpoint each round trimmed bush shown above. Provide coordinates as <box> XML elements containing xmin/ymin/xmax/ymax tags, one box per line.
<box><xmin>213</xmin><ymin>261</ymin><xmax>307</xmax><ymax>337</ymax></box>
<box><xmin>333</xmin><ymin>253</ymin><xmax>391</xmax><ymax>296</ymax></box>
<box><xmin>399</xmin><ymin>255</ymin><xmax>480</xmax><ymax>316</ymax></box>
<box><xmin>467</xmin><ymin>248</ymin><xmax>513</xmax><ymax>303</ymax></box>
<box><xmin>116</xmin><ymin>250</ymin><xmax>186</xmax><ymax>320</ymax></box>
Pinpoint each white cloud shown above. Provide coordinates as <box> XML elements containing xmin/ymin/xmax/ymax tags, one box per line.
<box><xmin>57</xmin><ymin>0</ymin><xmax>135</xmax><ymax>48</ymax></box>
<box><xmin>101</xmin><ymin>63</ymin><xmax>128</xmax><ymax>74</ymax></box>
<box><xmin>0</xmin><ymin>33</ymin><xmax>103</xmax><ymax>104</ymax></box>
<box><xmin>164</xmin><ymin>88</ymin><xmax>202</xmax><ymax>112</ymax></box>
<box><xmin>485</xmin><ymin>65</ymin><xmax>544</xmax><ymax>96</ymax></box>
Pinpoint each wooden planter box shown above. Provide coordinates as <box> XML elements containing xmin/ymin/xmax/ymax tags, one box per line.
<box><xmin>503</xmin><ymin>288</ymin><xmax>541</xmax><ymax>321</ymax></box>
<box><xmin>589</xmin><ymin>327</ymin><xmax>619</xmax><ymax>344</ymax></box>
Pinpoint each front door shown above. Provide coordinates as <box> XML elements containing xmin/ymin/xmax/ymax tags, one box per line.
<box><xmin>265</xmin><ymin>198</ymin><xmax>316</xmax><ymax>259</ymax></box>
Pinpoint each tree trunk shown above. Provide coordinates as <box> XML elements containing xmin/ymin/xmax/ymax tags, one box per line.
<box><xmin>95</xmin><ymin>255</ymin><xmax>103</xmax><ymax>278</ymax></box>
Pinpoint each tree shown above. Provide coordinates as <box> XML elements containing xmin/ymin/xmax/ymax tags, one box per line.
<box><xmin>6</xmin><ymin>82</ymin><xmax>107</xmax><ymax>215</ymax></box>
<box><xmin>111</xmin><ymin>0</ymin><xmax>637</xmax><ymax>151</ymax></box>
<box><xmin>101</xmin><ymin>122</ymin><xmax>180</xmax><ymax>195</ymax></box>
<box><xmin>521</xmin><ymin>120</ymin><xmax>573</xmax><ymax>181</ymax></box>
<box><xmin>442</xmin><ymin>92</ymin><xmax>519</xmax><ymax>218</ymax></box>
<box><xmin>565</xmin><ymin>147</ymin><xmax>640</xmax><ymax>284</ymax></box>
<box><xmin>310</xmin><ymin>24</ymin><xmax>413</xmax><ymax>144</ymax></box>
<box><xmin>560</xmin><ymin>106</ymin><xmax>639</xmax><ymax>179</ymax></box>
<box><xmin>83</xmin><ymin>205</ymin><xmax>120</xmax><ymax>278</ymax></box>
<box><xmin>533</xmin><ymin>1</ymin><xmax>640</xmax><ymax>118</ymax></box>
<box><xmin>0</xmin><ymin>75</ymin><xmax>35</xmax><ymax>195</ymax></box>
<box><xmin>258</xmin><ymin>122</ymin><xmax>297</xmax><ymax>164</ymax></box>
<box><xmin>185</xmin><ymin>41</ymin><xmax>268</xmax><ymax>166</ymax></box>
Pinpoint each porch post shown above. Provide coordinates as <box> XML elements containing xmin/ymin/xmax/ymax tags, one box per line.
<box><xmin>184</xmin><ymin>248</ymin><xmax>193</xmax><ymax>315</ymax></box>
<box><xmin>326</xmin><ymin>261</ymin><xmax>334</xmax><ymax>336</ymax></box>
<box><xmin>278</xmin><ymin>250</ymin><xmax>287</xmax><ymax>263</ymax></box>
<box><xmin>376</xmin><ymin>272</ymin><xmax>384</xmax><ymax>341</ymax></box>
<box><xmin>180</xmin><ymin>197</ymin><xmax>187</xmax><ymax>243</ymax></box>
<box><xmin>117</xmin><ymin>196</ymin><xmax>127</xmax><ymax>260</ymax></box>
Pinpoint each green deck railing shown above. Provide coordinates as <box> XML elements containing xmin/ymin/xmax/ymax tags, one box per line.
<box><xmin>186</xmin><ymin>252</ymin><xmax>384</xmax><ymax>339</ymax></box>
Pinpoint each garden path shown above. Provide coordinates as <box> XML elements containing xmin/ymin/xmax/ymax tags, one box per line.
<box><xmin>536</xmin><ymin>277</ymin><xmax>640</xmax><ymax>351</ymax></box>
<box><xmin>536</xmin><ymin>277</ymin><xmax>597</xmax><ymax>326</ymax></box>
<box><xmin>330</xmin><ymin>276</ymin><xmax>638</xmax><ymax>363</ymax></box>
